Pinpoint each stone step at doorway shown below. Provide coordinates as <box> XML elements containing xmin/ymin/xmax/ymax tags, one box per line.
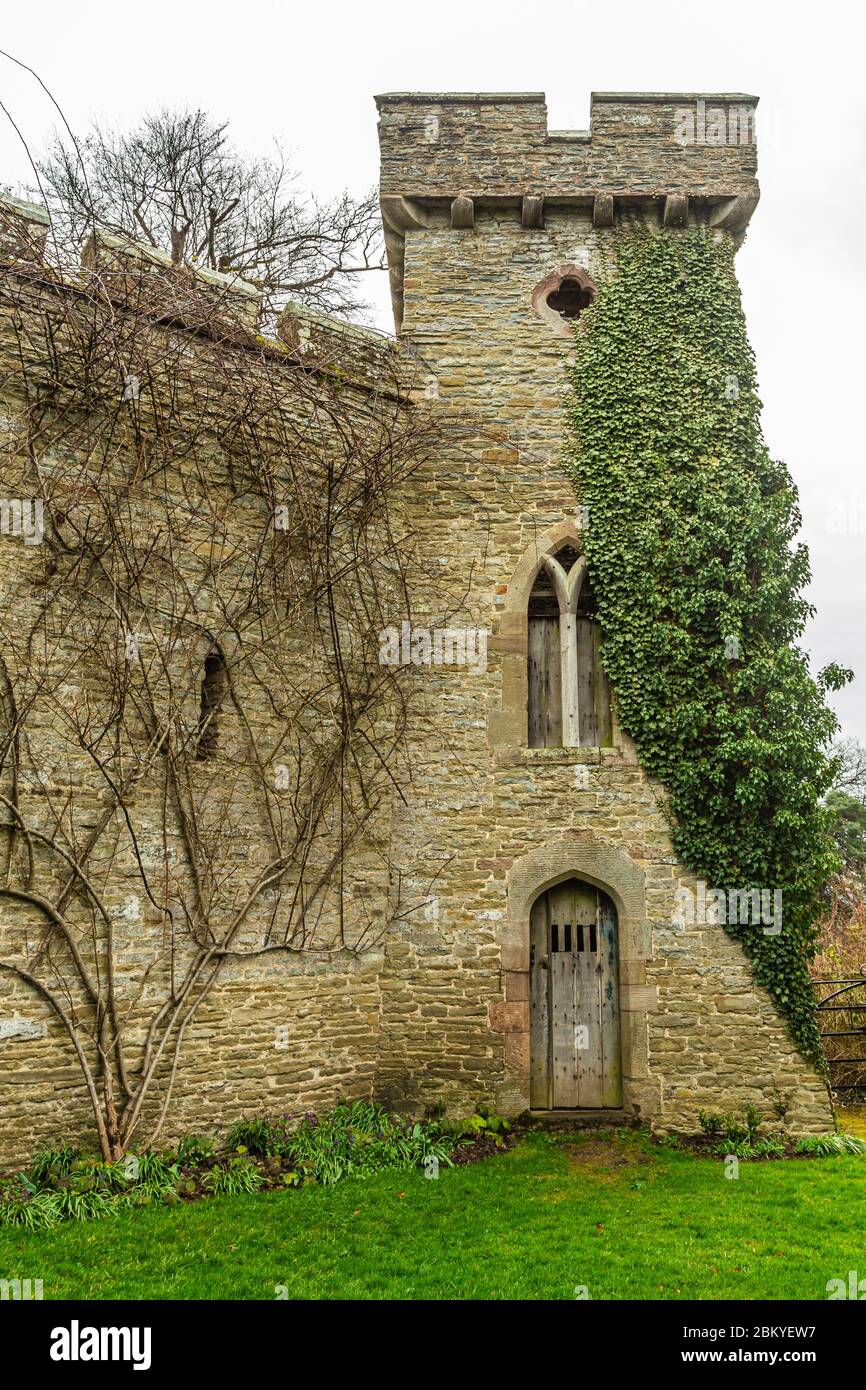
<box><xmin>522</xmin><ymin>1108</ymin><xmax>641</xmax><ymax>1132</ymax></box>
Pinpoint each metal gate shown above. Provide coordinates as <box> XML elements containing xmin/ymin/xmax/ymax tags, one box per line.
<box><xmin>814</xmin><ymin>970</ymin><xmax>866</xmax><ymax>1093</ymax></box>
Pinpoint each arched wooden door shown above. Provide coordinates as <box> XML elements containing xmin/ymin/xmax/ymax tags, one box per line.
<box><xmin>530</xmin><ymin>878</ymin><xmax>622</xmax><ymax>1109</ymax></box>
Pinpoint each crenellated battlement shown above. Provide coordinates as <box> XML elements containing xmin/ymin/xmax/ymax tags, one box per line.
<box><xmin>376</xmin><ymin>90</ymin><xmax>758</xmax><ymax>199</ymax></box>
<box><xmin>376</xmin><ymin>90</ymin><xmax>760</xmax><ymax>329</ymax></box>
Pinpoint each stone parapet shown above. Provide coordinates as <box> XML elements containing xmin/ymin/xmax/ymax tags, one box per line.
<box><xmin>376</xmin><ymin>90</ymin><xmax>759</xmax><ymax>328</ymax></box>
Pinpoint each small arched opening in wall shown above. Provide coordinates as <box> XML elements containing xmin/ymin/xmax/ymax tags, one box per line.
<box><xmin>527</xmin><ymin>544</ymin><xmax>613</xmax><ymax>749</ymax></box>
<box><xmin>531</xmin><ymin>264</ymin><xmax>596</xmax><ymax>338</ymax></box>
<box><xmin>529</xmin><ymin>876</ymin><xmax>622</xmax><ymax>1109</ymax></box>
<box><xmin>491</xmin><ymin>837</ymin><xmax>655</xmax><ymax>1117</ymax></box>
<box><xmin>488</xmin><ymin>520</ymin><xmax>617</xmax><ymax>753</ymax></box>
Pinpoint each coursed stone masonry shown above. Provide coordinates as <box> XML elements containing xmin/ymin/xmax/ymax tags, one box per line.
<box><xmin>374</xmin><ymin>90</ymin><xmax>832</xmax><ymax>1134</ymax></box>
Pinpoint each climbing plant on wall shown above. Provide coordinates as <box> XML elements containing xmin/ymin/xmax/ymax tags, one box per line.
<box><xmin>564</xmin><ymin>225</ymin><xmax>851</xmax><ymax>1068</ymax></box>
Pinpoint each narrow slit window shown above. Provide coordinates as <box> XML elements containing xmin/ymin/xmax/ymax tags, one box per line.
<box><xmin>196</xmin><ymin>650</ymin><xmax>227</xmax><ymax>761</ymax></box>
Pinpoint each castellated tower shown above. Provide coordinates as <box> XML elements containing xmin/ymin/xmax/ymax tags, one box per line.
<box><xmin>374</xmin><ymin>91</ymin><xmax>833</xmax><ymax>1131</ymax></box>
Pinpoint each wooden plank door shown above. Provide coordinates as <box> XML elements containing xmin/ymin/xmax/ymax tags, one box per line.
<box><xmin>574</xmin><ymin>881</ymin><xmax>603</xmax><ymax>1106</ymax></box>
<box><xmin>528</xmin><ymin>616</ymin><xmax>562</xmax><ymax>748</ymax></box>
<box><xmin>575</xmin><ymin>618</ymin><xmax>597</xmax><ymax>748</ymax></box>
<box><xmin>549</xmin><ymin>881</ymin><xmax>580</xmax><ymax>1107</ymax></box>
<box><xmin>529</xmin><ymin>880</ymin><xmax>622</xmax><ymax>1109</ymax></box>
<box><xmin>529</xmin><ymin>893</ymin><xmax>551</xmax><ymax>1108</ymax></box>
<box><xmin>598</xmin><ymin>891</ymin><xmax>622</xmax><ymax>1106</ymax></box>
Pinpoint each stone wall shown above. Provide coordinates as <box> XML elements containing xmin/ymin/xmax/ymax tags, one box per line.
<box><xmin>0</xmin><ymin>205</ymin><xmax>413</xmax><ymax>1168</ymax></box>
<box><xmin>375</xmin><ymin>91</ymin><xmax>758</xmax><ymax>198</ymax></box>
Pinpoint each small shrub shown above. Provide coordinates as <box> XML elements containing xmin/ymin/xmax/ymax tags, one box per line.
<box><xmin>285</xmin><ymin>1101</ymin><xmax>454</xmax><ymax>1185</ymax></box>
<box><xmin>88</xmin><ymin>1158</ymin><xmax>135</xmax><ymax>1192</ymax></box>
<box><xmin>719</xmin><ymin>1113</ymin><xmax>749</xmax><ymax>1146</ymax></box>
<box><xmin>53</xmin><ymin>1187</ymin><xmax>117</xmax><ymax>1222</ymax></box>
<box><xmin>438</xmin><ymin>1110</ymin><xmax>512</xmax><ymax>1147</ymax></box>
<box><xmin>28</xmin><ymin>1142</ymin><xmax>80</xmax><ymax>1188</ymax></box>
<box><xmin>459</xmin><ymin>1111</ymin><xmax>511</xmax><ymax>1139</ymax></box>
<box><xmin>225</xmin><ymin>1117</ymin><xmax>279</xmax><ymax>1158</ymax></box>
<box><xmin>699</xmin><ymin>1106</ymin><xmax>769</xmax><ymax>1150</ymax></box>
<box><xmin>794</xmin><ymin>1132</ymin><xmax>866</xmax><ymax>1157</ymax></box>
<box><xmin>129</xmin><ymin>1151</ymin><xmax>182</xmax><ymax>1198</ymax></box>
<box><xmin>698</xmin><ymin>1109</ymin><xmax>723</xmax><ymax>1139</ymax></box>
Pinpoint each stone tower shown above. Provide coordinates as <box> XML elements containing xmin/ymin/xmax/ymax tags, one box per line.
<box><xmin>373</xmin><ymin>91</ymin><xmax>832</xmax><ymax>1132</ymax></box>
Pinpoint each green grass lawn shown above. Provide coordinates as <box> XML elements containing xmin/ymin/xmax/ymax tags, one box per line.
<box><xmin>1</xmin><ymin>1129</ymin><xmax>863</xmax><ymax>1300</ymax></box>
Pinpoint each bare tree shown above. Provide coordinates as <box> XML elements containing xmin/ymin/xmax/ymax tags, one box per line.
<box><xmin>830</xmin><ymin>737</ymin><xmax>866</xmax><ymax>802</ymax></box>
<box><xmin>39</xmin><ymin>108</ymin><xmax>385</xmax><ymax>325</ymax></box>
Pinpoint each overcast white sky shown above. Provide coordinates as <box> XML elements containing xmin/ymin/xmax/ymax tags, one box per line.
<box><xmin>1</xmin><ymin>0</ymin><xmax>864</xmax><ymax>743</ymax></box>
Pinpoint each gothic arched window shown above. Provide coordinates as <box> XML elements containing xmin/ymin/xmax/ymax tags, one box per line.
<box><xmin>527</xmin><ymin>546</ymin><xmax>612</xmax><ymax>748</ymax></box>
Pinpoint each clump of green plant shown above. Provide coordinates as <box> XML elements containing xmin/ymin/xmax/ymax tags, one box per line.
<box><xmin>0</xmin><ymin>1180</ymin><xmax>63</xmax><ymax>1230</ymax></box>
<box><xmin>451</xmin><ymin>1110</ymin><xmax>512</xmax><ymax>1145</ymax></box>
<box><xmin>752</xmin><ymin>1136</ymin><xmax>787</xmax><ymax>1157</ymax></box>
<box><xmin>28</xmin><ymin>1142</ymin><xmax>80</xmax><ymax>1187</ymax></box>
<box><xmin>794</xmin><ymin>1132</ymin><xmax>866</xmax><ymax>1157</ymax></box>
<box><xmin>128</xmin><ymin>1151</ymin><xmax>182</xmax><ymax>1198</ymax></box>
<box><xmin>654</xmin><ymin>1134</ymin><xmax>683</xmax><ymax>1151</ymax></box>
<box><xmin>53</xmin><ymin>1187</ymin><xmax>117</xmax><ymax>1221</ymax></box>
<box><xmin>697</xmin><ymin>1106</ymin><xmax>791</xmax><ymax>1159</ymax></box>
<box><xmin>0</xmin><ymin>1100</ymin><xmax>476</xmax><ymax>1226</ymax></box>
<box><xmin>717</xmin><ymin>1113</ymin><xmax>750</xmax><ymax>1147</ymax></box>
<box><xmin>285</xmin><ymin>1100</ymin><xmax>454</xmax><ymax>1185</ymax></box>
<box><xmin>703</xmin><ymin>1107</ymin><xmax>765</xmax><ymax>1148</ymax></box>
<box><xmin>722</xmin><ymin>1135</ymin><xmax>787</xmax><ymax>1160</ymax></box>
<box><xmin>23</xmin><ymin>1152</ymin><xmax>132</xmax><ymax>1196</ymax></box>
<box><xmin>175</xmin><ymin>1134</ymin><xmax>216</xmax><ymax>1166</ymax></box>
<box><xmin>225</xmin><ymin>1116</ymin><xmax>280</xmax><ymax>1158</ymax></box>
<box><xmin>743</xmin><ymin>1105</ymin><xmax>763</xmax><ymax>1145</ymax></box>
<box><xmin>201</xmin><ymin>1154</ymin><xmax>264</xmax><ymax>1196</ymax></box>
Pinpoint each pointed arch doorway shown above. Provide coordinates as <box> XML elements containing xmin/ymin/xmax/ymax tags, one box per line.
<box><xmin>530</xmin><ymin>877</ymin><xmax>622</xmax><ymax>1109</ymax></box>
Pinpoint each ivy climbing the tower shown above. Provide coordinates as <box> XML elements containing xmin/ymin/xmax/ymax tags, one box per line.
<box><xmin>564</xmin><ymin>226</ymin><xmax>851</xmax><ymax>1068</ymax></box>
